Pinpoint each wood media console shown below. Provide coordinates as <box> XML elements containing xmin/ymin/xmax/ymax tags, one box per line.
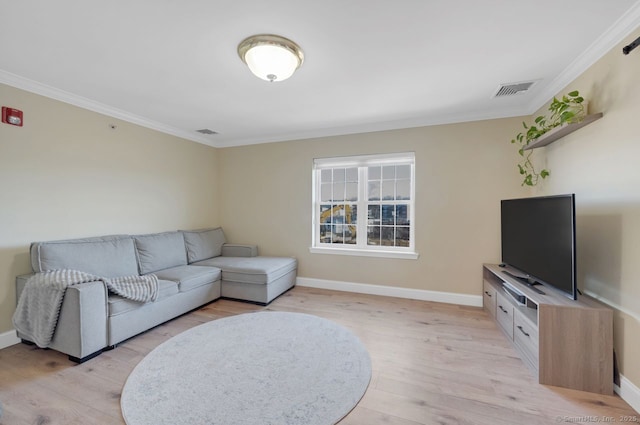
<box><xmin>483</xmin><ymin>263</ymin><xmax>613</xmax><ymax>394</ymax></box>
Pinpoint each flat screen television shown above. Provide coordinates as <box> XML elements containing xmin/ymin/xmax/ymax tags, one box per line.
<box><xmin>501</xmin><ymin>194</ymin><xmax>577</xmax><ymax>300</ymax></box>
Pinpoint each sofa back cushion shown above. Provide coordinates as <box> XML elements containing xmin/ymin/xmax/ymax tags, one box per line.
<box><xmin>31</xmin><ymin>235</ymin><xmax>139</xmax><ymax>278</ymax></box>
<box><xmin>181</xmin><ymin>228</ymin><xmax>226</xmax><ymax>263</ymax></box>
<box><xmin>134</xmin><ymin>231</ymin><xmax>188</xmax><ymax>275</ymax></box>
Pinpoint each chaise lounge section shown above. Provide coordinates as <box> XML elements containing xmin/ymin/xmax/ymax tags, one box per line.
<box><xmin>15</xmin><ymin>227</ymin><xmax>297</xmax><ymax>362</ymax></box>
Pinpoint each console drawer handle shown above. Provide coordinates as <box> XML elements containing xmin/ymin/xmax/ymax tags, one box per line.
<box><xmin>517</xmin><ymin>325</ymin><xmax>530</xmax><ymax>337</ymax></box>
<box><xmin>484</xmin><ymin>291</ymin><xmax>492</xmax><ymax>297</ymax></box>
<box><xmin>498</xmin><ymin>305</ymin><xmax>508</xmax><ymax>314</ymax></box>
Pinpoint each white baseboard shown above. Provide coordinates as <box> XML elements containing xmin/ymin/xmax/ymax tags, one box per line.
<box><xmin>0</xmin><ymin>329</ymin><xmax>20</xmax><ymax>349</ymax></box>
<box><xmin>616</xmin><ymin>375</ymin><xmax>640</xmax><ymax>414</ymax></box>
<box><xmin>296</xmin><ymin>277</ymin><xmax>482</xmax><ymax>307</ymax></box>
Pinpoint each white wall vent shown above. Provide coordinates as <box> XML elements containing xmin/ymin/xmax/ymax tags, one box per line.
<box><xmin>493</xmin><ymin>81</ymin><xmax>536</xmax><ymax>98</ymax></box>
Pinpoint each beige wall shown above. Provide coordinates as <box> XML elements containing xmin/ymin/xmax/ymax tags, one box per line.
<box><xmin>218</xmin><ymin>119</ymin><xmax>526</xmax><ymax>295</ymax></box>
<box><xmin>532</xmin><ymin>28</ymin><xmax>640</xmax><ymax>386</ymax></box>
<box><xmin>0</xmin><ymin>83</ymin><xmax>220</xmax><ymax>333</ymax></box>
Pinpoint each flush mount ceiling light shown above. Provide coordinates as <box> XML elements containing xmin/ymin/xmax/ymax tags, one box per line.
<box><xmin>238</xmin><ymin>34</ymin><xmax>304</xmax><ymax>82</ymax></box>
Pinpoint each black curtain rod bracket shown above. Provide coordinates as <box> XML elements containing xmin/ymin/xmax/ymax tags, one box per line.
<box><xmin>622</xmin><ymin>36</ymin><xmax>640</xmax><ymax>55</ymax></box>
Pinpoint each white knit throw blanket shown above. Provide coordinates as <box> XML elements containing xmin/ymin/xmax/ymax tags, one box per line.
<box><xmin>13</xmin><ymin>269</ymin><xmax>158</xmax><ymax>348</ymax></box>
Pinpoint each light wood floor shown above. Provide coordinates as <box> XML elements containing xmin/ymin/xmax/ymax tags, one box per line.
<box><xmin>0</xmin><ymin>286</ymin><xmax>637</xmax><ymax>424</ymax></box>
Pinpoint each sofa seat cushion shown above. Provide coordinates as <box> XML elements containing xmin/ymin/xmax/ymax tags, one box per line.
<box><xmin>108</xmin><ymin>279</ymin><xmax>178</xmax><ymax>316</ymax></box>
<box><xmin>192</xmin><ymin>256</ymin><xmax>297</xmax><ymax>285</ymax></box>
<box><xmin>152</xmin><ymin>265</ymin><xmax>221</xmax><ymax>292</ymax></box>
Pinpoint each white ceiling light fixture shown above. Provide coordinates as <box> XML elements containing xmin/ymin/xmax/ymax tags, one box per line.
<box><xmin>238</xmin><ymin>34</ymin><xmax>304</xmax><ymax>82</ymax></box>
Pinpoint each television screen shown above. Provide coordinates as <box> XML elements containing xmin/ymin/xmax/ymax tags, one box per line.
<box><xmin>501</xmin><ymin>194</ymin><xmax>576</xmax><ymax>300</ymax></box>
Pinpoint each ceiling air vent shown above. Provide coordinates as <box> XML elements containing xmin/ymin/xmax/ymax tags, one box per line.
<box><xmin>493</xmin><ymin>81</ymin><xmax>536</xmax><ymax>98</ymax></box>
<box><xmin>196</xmin><ymin>129</ymin><xmax>218</xmax><ymax>135</ymax></box>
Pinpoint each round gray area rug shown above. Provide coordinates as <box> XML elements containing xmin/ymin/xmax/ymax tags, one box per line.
<box><xmin>121</xmin><ymin>311</ymin><xmax>372</xmax><ymax>425</ymax></box>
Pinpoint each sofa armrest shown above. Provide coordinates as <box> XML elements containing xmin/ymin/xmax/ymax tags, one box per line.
<box><xmin>15</xmin><ymin>274</ymin><xmax>108</xmax><ymax>360</ymax></box>
<box><xmin>221</xmin><ymin>244</ymin><xmax>258</xmax><ymax>257</ymax></box>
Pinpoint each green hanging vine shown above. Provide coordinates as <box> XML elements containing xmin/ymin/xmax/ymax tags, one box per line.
<box><xmin>511</xmin><ymin>90</ymin><xmax>586</xmax><ymax>186</ymax></box>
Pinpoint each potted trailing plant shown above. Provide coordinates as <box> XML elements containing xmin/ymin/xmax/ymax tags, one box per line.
<box><xmin>511</xmin><ymin>90</ymin><xmax>586</xmax><ymax>186</ymax></box>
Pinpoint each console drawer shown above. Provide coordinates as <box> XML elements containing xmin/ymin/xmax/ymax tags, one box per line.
<box><xmin>483</xmin><ymin>280</ymin><xmax>497</xmax><ymax>317</ymax></box>
<box><xmin>496</xmin><ymin>291</ymin><xmax>514</xmax><ymax>339</ymax></box>
<box><xmin>513</xmin><ymin>309</ymin><xmax>539</xmax><ymax>367</ymax></box>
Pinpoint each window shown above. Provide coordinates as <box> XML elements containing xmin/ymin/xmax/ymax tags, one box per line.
<box><xmin>311</xmin><ymin>152</ymin><xmax>417</xmax><ymax>259</ymax></box>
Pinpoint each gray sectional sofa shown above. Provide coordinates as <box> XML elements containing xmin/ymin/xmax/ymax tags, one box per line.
<box><xmin>15</xmin><ymin>228</ymin><xmax>297</xmax><ymax>362</ymax></box>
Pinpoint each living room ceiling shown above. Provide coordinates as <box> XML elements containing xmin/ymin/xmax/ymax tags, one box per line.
<box><xmin>1</xmin><ymin>1</ymin><xmax>639</xmax><ymax>148</ymax></box>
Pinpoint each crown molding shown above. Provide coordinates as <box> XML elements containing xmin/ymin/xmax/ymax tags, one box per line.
<box><xmin>3</xmin><ymin>3</ymin><xmax>640</xmax><ymax>150</ymax></box>
<box><xmin>0</xmin><ymin>69</ymin><xmax>531</xmax><ymax>149</ymax></box>
<box><xmin>527</xmin><ymin>1</ymin><xmax>640</xmax><ymax>113</ymax></box>
<box><xmin>0</xmin><ymin>69</ymin><xmax>216</xmax><ymax>147</ymax></box>
<box><xmin>212</xmin><ymin>105</ymin><xmax>531</xmax><ymax>148</ymax></box>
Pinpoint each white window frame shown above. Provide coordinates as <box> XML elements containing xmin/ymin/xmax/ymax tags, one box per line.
<box><xmin>310</xmin><ymin>152</ymin><xmax>418</xmax><ymax>260</ymax></box>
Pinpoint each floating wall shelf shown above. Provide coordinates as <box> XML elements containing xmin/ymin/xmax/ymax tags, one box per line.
<box><xmin>523</xmin><ymin>112</ymin><xmax>603</xmax><ymax>150</ymax></box>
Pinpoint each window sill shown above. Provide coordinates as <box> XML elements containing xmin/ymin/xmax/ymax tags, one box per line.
<box><xmin>309</xmin><ymin>246</ymin><xmax>419</xmax><ymax>260</ymax></box>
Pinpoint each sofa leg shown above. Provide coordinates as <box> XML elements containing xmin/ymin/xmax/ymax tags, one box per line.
<box><xmin>68</xmin><ymin>349</ymin><xmax>104</xmax><ymax>364</ymax></box>
<box><xmin>21</xmin><ymin>339</ymin><xmax>35</xmax><ymax>346</ymax></box>
<box><xmin>103</xmin><ymin>344</ymin><xmax>118</xmax><ymax>351</ymax></box>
